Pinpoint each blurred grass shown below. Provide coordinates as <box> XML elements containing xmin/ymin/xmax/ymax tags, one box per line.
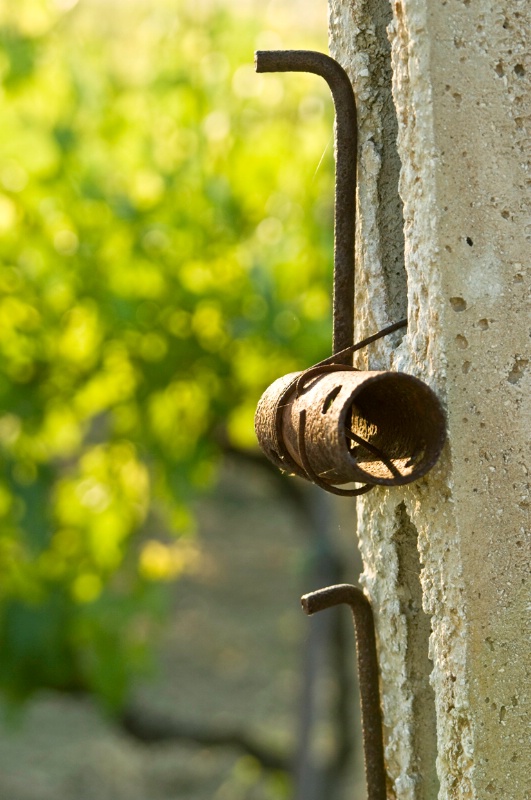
<box><xmin>0</xmin><ymin>0</ymin><xmax>333</xmax><ymax>711</ymax></box>
<box><xmin>0</xmin><ymin>459</ymin><xmax>312</xmax><ymax>800</ymax></box>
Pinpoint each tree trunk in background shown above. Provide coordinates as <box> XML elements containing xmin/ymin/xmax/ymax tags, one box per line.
<box><xmin>329</xmin><ymin>1</ymin><xmax>530</xmax><ymax>798</ymax></box>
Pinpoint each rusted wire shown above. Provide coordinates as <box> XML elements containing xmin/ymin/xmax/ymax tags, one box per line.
<box><xmin>296</xmin><ymin>318</ymin><xmax>408</xmax><ymax>393</ymax></box>
<box><xmin>345</xmin><ymin>428</ymin><xmax>403</xmax><ymax>479</ymax></box>
<box><xmin>294</xmin><ymin>318</ymin><xmax>407</xmax><ymax>397</ymax></box>
<box><xmin>301</xmin><ymin>584</ymin><xmax>386</xmax><ymax>800</ymax></box>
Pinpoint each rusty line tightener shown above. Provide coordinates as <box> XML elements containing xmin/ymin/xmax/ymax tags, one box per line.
<box><xmin>254</xmin><ymin>51</ymin><xmax>446</xmax><ymax>494</ymax></box>
<box><xmin>255</xmin><ymin>305</ymin><xmax>446</xmax><ymax>494</ymax></box>
<box><xmin>301</xmin><ymin>584</ymin><xmax>387</xmax><ymax>800</ymax></box>
<box><xmin>255</xmin><ymin>50</ymin><xmax>357</xmax><ymax>362</ymax></box>
<box><xmin>267</xmin><ymin>319</ymin><xmax>409</xmax><ymax>496</ymax></box>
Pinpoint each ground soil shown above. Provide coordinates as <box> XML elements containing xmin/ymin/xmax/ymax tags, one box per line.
<box><xmin>0</xmin><ymin>460</ymin><xmax>365</xmax><ymax>799</ymax></box>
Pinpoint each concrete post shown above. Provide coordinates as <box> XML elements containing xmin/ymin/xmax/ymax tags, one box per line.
<box><xmin>328</xmin><ymin>1</ymin><xmax>530</xmax><ymax>797</ymax></box>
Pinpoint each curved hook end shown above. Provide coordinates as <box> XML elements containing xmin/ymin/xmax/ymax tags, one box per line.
<box><xmin>255</xmin><ymin>50</ymin><xmax>278</xmax><ymax>74</ymax></box>
<box><xmin>301</xmin><ymin>583</ymin><xmax>368</xmax><ymax>616</ymax></box>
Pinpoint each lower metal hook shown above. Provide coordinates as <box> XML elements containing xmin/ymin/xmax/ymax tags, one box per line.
<box><xmin>301</xmin><ymin>584</ymin><xmax>386</xmax><ymax>800</ymax></box>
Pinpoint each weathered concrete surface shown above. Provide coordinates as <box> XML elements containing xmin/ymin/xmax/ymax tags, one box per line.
<box><xmin>329</xmin><ymin>1</ymin><xmax>530</xmax><ymax>798</ymax></box>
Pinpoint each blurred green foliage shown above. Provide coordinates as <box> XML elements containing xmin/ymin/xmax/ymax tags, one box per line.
<box><xmin>0</xmin><ymin>0</ymin><xmax>333</xmax><ymax>707</ymax></box>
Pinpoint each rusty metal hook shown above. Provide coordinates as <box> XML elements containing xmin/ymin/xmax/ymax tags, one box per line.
<box><xmin>253</xmin><ymin>51</ymin><xmax>446</xmax><ymax>495</ymax></box>
<box><xmin>301</xmin><ymin>584</ymin><xmax>386</xmax><ymax>800</ymax></box>
<box><xmin>255</xmin><ymin>50</ymin><xmax>358</xmax><ymax>363</ymax></box>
